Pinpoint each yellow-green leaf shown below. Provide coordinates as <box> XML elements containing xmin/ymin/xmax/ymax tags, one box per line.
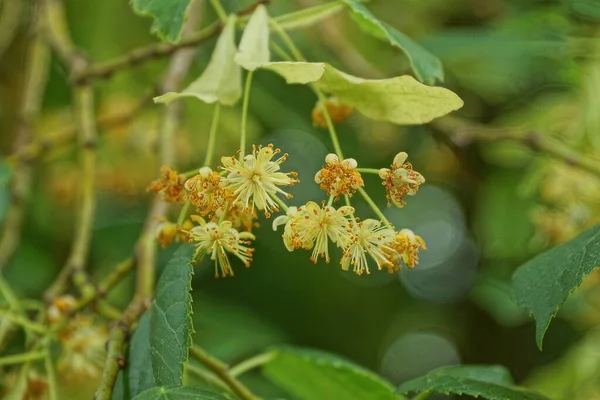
<box><xmin>235</xmin><ymin>4</ymin><xmax>270</xmax><ymax>71</ymax></box>
<box><xmin>154</xmin><ymin>16</ymin><xmax>241</xmax><ymax>105</ymax></box>
<box><xmin>274</xmin><ymin>1</ymin><xmax>344</xmax><ymax>30</ymax></box>
<box><xmin>261</xmin><ymin>61</ymin><xmax>326</xmax><ymax>84</ymax></box>
<box><xmin>131</xmin><ymin>0</ymin><xmax>192</xmax><ymax>43</ymax></box>
<box><xmin>317</xmin><ymin>65</ymin><xmax>463</xmax><ymax>125</ymax></box>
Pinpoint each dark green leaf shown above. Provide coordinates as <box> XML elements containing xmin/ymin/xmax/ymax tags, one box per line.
<box><xmin>113</xmin><ymin>312</ymin><xmax>156</xmax><ymax>400</ymax></box>
<box><xmin>150</xmin><ymin>244</ymin><xmax>195</xmax><ymax>386</ymax></box>
<box><xmin>263</xmin><ymin>346</ymin><xmax>401</xmax><ymax>400</ymax></box>
<box><xmin>512</xmin><ymin>223</ymin><xmax>600</xmax><ymax>349</ymax></box>
<box><xmin>131</xmin><ymin>0</ymin><xmax>193</xmax><ymax>43</ymax></box>
<box><xmin>398</xmin><ymin>365</ymin><xmax>550</xmax><ymax>400</ymax></box>
<box><xmin>342</xmin><ymin>0</ymin><xmax>443</xmax><ymax>84</ymax></box>
<box><xmin>570</xmin><ymin>1</ymin><xmax>600</xmax><ymax>22</ymax></box>
<box><xmin>132</xmin><ymin>386</ymin><xmax>228</xmax><ymax>400</ymax></box>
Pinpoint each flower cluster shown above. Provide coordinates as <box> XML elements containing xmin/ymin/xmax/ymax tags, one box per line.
<box><xmin>147</xmin><ymin>165</ymin><xmax>186</xmax><ymax>204</ymax></box>
<box><xmin>315</xmin><ymin>154</ymin><xmax>364</xmax><ymax>199</ymax></box>
<box><xmin>311</xmin><ymin>97</ymin><xmax>354</xmax><ymax>128</ymax></box>
<box><xmin>379</xmin><ymin>152</ymin><xmax>425</xmax><ymax>208</ymax></box>
<box><xmin>56</xmin><ymin>316</ymin><xmax>107</xmax><ymax>380</ymax></box>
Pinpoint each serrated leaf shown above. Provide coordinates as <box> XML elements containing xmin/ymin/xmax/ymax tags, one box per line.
<box><xmin>132</xmin><ymin>386</ymin><xmax>228</xmax><ymax>400</ymax></box>
<box><xmin>274</xmin><ymin>1</ymin><xmax>344</xmax><ymax>30</ymax></box>
<box><xmin>0</xmin><ymin>160</ymin><xmax>11</xmax><ymax>225</ymax></box>
<box><xmin>154</xmin><ymin>16</ymin><xmax>241</xmax><ymax>106</ymax></box>
<box><xmin>113</xmin><ymin>312</ymin><xmax>156</xmax><ymax>400</ymax></box>
<box><xmin>150</xmin><ymin>244</ymin><xmax>195</xmax><ymax>386</ymax></box>
<box><xmin>263</xmin><ymin>346</ymin><xmax>401</xmax><ymax>400</ymax></box>
<box><xmin>512</xmin><ymin>223</ymin><xmax>600</xmax><ymax>349</ymax></box>
<box><xmin>317</xmin><ymin>64</ymin><xmax>462</xmax><ymax>124</ymax></box>
<box><xmin>398</xmin><ymin>365</ymin><xmax>550</xmax><ymax>400</ymax></box>
<box><xmin>342</xmin><ymin>0</ymin><xmax>443</xmax><ymax>84</ymax></box>
<box><xmin>235</xmin><ymin>4</ymin><xmax>270</xmax><ymax>71</ymax></box>
<box><xmin>261</xmin><ymin>61</ymin><xmax>326</xmax><ymax>84</ymax></box>
<box><xmin>131</xmin><ymin>0</ymin><xmax>192</xmax><ymax>43</ymax></box>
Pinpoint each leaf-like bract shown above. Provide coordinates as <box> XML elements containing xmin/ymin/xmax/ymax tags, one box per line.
<box><xmin>150</xmin><ymin>244</ymin><xmax>195</xmax><ymax>386</ymax></box>
<box><xmin>263</xmin><ymin>347</ymin><xmax>401</xmax><ymax>400</ymax></box>
<box><xmin>274</xmin><ymin>1</ymin><xmax>345</xmax><ymax>30</ymax></box>
<box><xmin>154</xmin><ymin>16</ymin><xmax>241</xmax><ymax>106</ymax></box>
<box><xmin>262</xmin><ymin>61</ymin><xmax>326</xmax><ymax>84</ymax></box>
<box><xmin>235</xmin><ymin>4</ymin><xmax>270</xmax><ymax>71</ymax></box>
<box><xmin>398</xmin><ymin>365</ymin><xmax>550</xmax><ymax>400</ymax></box>
<box><xmin>513</xmin><ymin>223</ymin><xmax>600</xmax><ymax>349</ymax></box>
<box><xmin>342</xmin><ymin>0</ymin><xmax>444</xmax><ymax>85</ymax></box>
<box><xmin>131</xmin><ymin>0</ymin><xmax>192</xmax><ymax>43</ymax></box>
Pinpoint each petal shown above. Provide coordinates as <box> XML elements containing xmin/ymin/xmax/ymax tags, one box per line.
<box><xmin>393</xmin><ymin>152</ymin><xmax>408</xmax><ymax>166</ymax></box>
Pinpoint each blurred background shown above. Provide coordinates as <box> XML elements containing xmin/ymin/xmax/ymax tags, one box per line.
<box><xmin>2</xmin><ymin>0</ymin><xmax>600</xmax><ymax>398</ymax></box>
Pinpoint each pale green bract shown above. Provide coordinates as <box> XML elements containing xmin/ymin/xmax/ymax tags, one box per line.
<box><xmin>131</xmin><ymin>0</ymin><xmax>192</xmax><ymax>43</ymax></box>
<box><xmin>273</xmin><ymin>1</ymin><xmax>345</xmax><ymax>30</ymax></box>
<box><xmin>261</xmin><ymin>62</ymin><xmax>326</xmax><ymax>84</ymax></box>
<box><xmin>154</xmin><ymin>16</ymin><xmax>241</xmax><ymax>106</ymax></box>
<box><xmin>235</xmin><ymin>4</ymin><xmax>271</xmax><ymax>71</ymax></box>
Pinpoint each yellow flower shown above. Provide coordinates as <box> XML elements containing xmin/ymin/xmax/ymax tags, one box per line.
<box><xmin>340</xmin><ymin>219</ymin><xmax>396</xmax><ymax>275</ymax></box>
<box><xmin>212</xmin><ymin>202</ymin><xmax>259</xmax><ymax>233</ymax></box>
<box><xmin>147</xmin><ymin>165</ymin><xmax>186</xmax><ymax>204</ymax></box>
<box><xmin>57</xmin><ymin>316</ymin><xmax>107</xmax><ymax>381</ymax></box>
<box><xmin>379</xmin><ymin>152</ymin><xmax>425</xmax><ymax>208</ymax></box>
<box><xmin>291</xmin><ymin>201</ymin><xmax>354</xmax><ymax>263</ymax></box>
<box><xmin>384</xmin><ymin>229</ymin><xmax>427</xmax><ymax>272</ymax></box>
<box><xmin>188</xmin><ymin>217</ymin><xmax>255</xmax><ymax>278</ymax></box>
<box><xmin>47</xmin><ymin>295</ymin><xmax>76</xmax><ymax>324</ymax></box>
<box><xmin>185</xmin><ymin>166</ymin><xmax>229</xmax><ymax>215</ymax></box>
<box><xmin>311</xmin><ymin>97</ymin><xmax>353</xmax><ymax>128</ymax></box>
<box><xmin>272</xmin><ymin>206</ymin><xmax>300</xmax><ymax>251</ymax></box>
<box><xmin>314</xmin><ymin>154</ymin><xmax>364</xmax><ymax>199</ymax></box>
<box><xmin>221</xmin><ymin>144</ymin><xmax>299</xmax><ymax>216</ymax></box>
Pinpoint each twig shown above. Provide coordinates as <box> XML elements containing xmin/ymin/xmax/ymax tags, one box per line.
<box><xmin>97</xmin><ymin>257</ymin><xmax>135</xmax><ymax>296</ymax></box>
<box><xmin>185</xmin><ymin>363</ymin><xmax>231</xmax><ymax>392</ymax></box>
<box><xmin>190</xmin><ymin>346</ymin><xmax>259</xmax><ymax>400</ymax></box>
<box><xmin>429</xmin><ymin>116</ymin><xmax>600</xmax><ymax>178</ymax></box>
<box><xmin>0</xmin><ymin>23</ymin><xmax>50</xmax><ymax>271</ymax></box>
<box><xmin>71</xmin><ymin>0</ymin><xmax>270</xmax><ymax>85</ymax></box>
<box><xmin>0</xmin><ymin>351</ymin><xmax>46</xmax><ymax>366</ymax></box>
<box><xmin>229</xmin><ymin>352</ymin><xmax>275</xmax><ymax>377</ymax></box>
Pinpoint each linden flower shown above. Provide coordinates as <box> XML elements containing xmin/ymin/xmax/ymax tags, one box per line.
<box><xmin>188</xmin><ymin>217</ymin><xmax>255</xmax><ymax>278</ymax></box>
<box><xmin>291</xmin><ymin>201</ymin><xmax>354</xmax><ymax>263</ymax></box>
<box><xmin>315</xmin><ymin>154</ymin><xmax>364</xmax><ymax>198</ymax></box>
<box><xmin>272</xmin><ymin>206</ymin><xmax>300</xmax><ymax>251</ymax></box>
<box><xmin>379</xmin><ymin>152</ymin><xmax>425</xmax><ymax>208</ymax></box>
<box><xmin>154</xmin><ymin>219</ymin><xmax>192</xmax><ymax>248</ymax></box>
<box><xmin>384</xmin><ymin>229</ymin><xmax>427</xmax><ymax>272</ymax></box>
<box><xmin>340</xmin><ymin>219</ymin><xmax>396</xmax><ymax>276</ymax></box>
<box><xmin>221</xmin><ymin>144</ymin><xmax>299</xmax><ymax>216</ymax></box>
<box><xmin>57</xmin><ymin>317</ymin><xmax>107</xmax><ymax>381</ymax></box>
<box><xmin>147</xmin><ymin>165</ymin><xmax>186</xmax><ymax>203</ymax></box>
<box><xmin>47</xmin><ymin>295</ymin><xmax>76</xmax><ymax>324</ymax></box>
<box><xmin>185</xmin><ymin>166</ymin><xmax>229</xmax><ymax>215</ymax></box>
<box><xmin>311</xmin><ymin>97</ymin><xmax>353</xmax><ymax>128</ymax></box>
<box><xmin>212</xmin><ymin>202</ymin><xmax>259</xmax><ymax>233</ymax></box>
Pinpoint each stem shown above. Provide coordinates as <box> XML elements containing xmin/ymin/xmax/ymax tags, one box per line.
<box><xmin>97</xmin><ymin>257</ymin><xmax>135</xmax><ymax>296</ymax></box>
<box><xmin>186</xmin><ymin>363</ymin><xmax>231</xmax><ymax>392</ymax></box>
<box><xmin>327</xmin><ymin>195</ymin><xmax>334</xmax><ymax>206</ymax></box>
<box><xmin>314</xmin><ymin>90</ymin><xmax>345</xmax><ymax>158</ymax></box>
<box><xmin>356</xmin><ymin>168</ymin><xmax>380</xmax><ymax>175</ymax></box>
<box><xmin>177</xmin><ymin>200</ymin><xmax>192</xmax><ymax>226</ymax></box>
<box><xmin>269</xmin><ymin>18</ymin><xmax>305</xmax><ymax>61</ymax></box>
<box><xmin>230</xmin><ymin>352</ymin><xmax>275</xmax><ymax>377</ymax></box>
<box><xmin>357</xmin><ymin>187</ymin><xmax>390</xmax><ymax>225</ymax></box>
<box><xmin>269</xmin><ymin>193</ymin><xmax>289</xmax><ymax>212</ymax></box>
<box><xmin>44</xmin><ymin>343</ymin><xmax>58</xmax><ymax>400</ymax></box>
<box><xmin>204</xmin><ymin>103</ymin><xmax>221</xmax><ymax>166</ymax></box>
<box><xmin>343</xmin><ymin>194</ymin><xmax>355</xmax><ymax>219</ymax></box>
<box><xmin>239</xmin><ymin>71</ymin><xmax>254</xmax><ymax>160</ymax></box>
<box><xmin>190</xmin><ymin>346</ymin><xmax>259</xmax><ymax>400</ymax></box>
<box><xmin>0</xmin><ymin>351</ymin><xmax>46</xmax><ymax>366</ymax></box>
<box><xmin>0</xmin><ymin>311</ymin><xmax>46</xmax><ymax>335</ymax></box>
<box><xmin>209</xmin><ymin>0</ymin><xmax>228</xmax><ymax>23</ymax></box>
<box><xmin>412</xmin><ymin>391</ymin><xmax>431</xmax><ymax>400</ymax></box>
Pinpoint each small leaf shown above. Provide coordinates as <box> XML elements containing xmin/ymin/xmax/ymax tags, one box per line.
<box><xmin>235</xmin><ymin>4</ymin><xmax>270</xmax><ymax>71</ymax></box>
<box><xmin>263</xmin><ymin>346</ymin><xmax>401</xmax><ymax>400</ymax></box>
<box><xmin>131</xmin><ymin>0</ymin><xmax>192</xmax><ymax>43</ymax></box>
<box><xmin>113</xmin><ymin>312</ymin><xmax>156</xmax><ymax>400</ymax></box>
<box><xmin>513</xmin><ymin>223</ymin><xmax>600</xmax><ymax>349</ymax></box>
<box><xmin>398</xmin><ymin>365</ymin><xmax>550</xmax><ymax>400</ymax></box>
<box><xmin>132</xmin><ymin>386</ymin><xmax>228</xmax><ymax>400</ymax></box>
<box><xmin>150</xmin><ymin>244</ymin><xmax>195</xmax><ymax>386</ymax></box>
<box><xmin>154</xmin><ymin>16</ymin><xmax>241</xmax><ymax>106</ymax></box>
<box><xmin>342</xmin><ymin>0</ymin><xmax>443</xmax><ymax>84</ymax></box>
<box><xmin>274</xmin><ymin>1</ymin><xmax>345</xmax><ymax>30</ymax></box>
<box><xmin>317</xmin><ymin>65</ymin><xmax>462</xmax><ymax>125</ymax></box>
<box><xmin>261</xmin><ymin>61</ymin><xmax>326</xmax><ymax>84</ymax></box>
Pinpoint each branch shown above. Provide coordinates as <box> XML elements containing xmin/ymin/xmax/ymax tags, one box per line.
<box><xmin>190</xmin><ymin>346</ymin><xmax>259</xmax><ymax>400</ymax></box>
<box><xmin>429</xmin><ymin>116</ymin><xmax>600</xmax><ymax>178</ymax></box>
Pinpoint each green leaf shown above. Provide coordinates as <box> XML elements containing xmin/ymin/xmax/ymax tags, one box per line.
<box><xmin>261</xmin><ymin>61</ymin><xmax>326</xmax><ymax>84</ymax></box>
<box><xmin>235</xmin><ymin>4</ymin><xmax>270</xmax><ymax>71</ymax></box>
<box><xmin>263</xmin><ymin>346</ymin><xmax>401</xmax><ymax>400</ymax></box>
<box><xmin>150</xmin><ymin>244</ymin><xmax>195</xmax><ymax>386</ymax></box>
<box><xmin>398</xmin><ymin>365</ymin><xmax>550</xmax><ymax>400</ymax></box>
<box><xmin>317</xmin><ymin>64</ymin><xmax>462</xmax><ymax>125</ymax></box>
<box><xmin>570</xmin><ymin>1</ymin><xmax>600</xmax><ymax>22</ymax></box>
<box><xmin>113</xmin><ymin>312</ymin><xmax>156</xmax><ymax>400</ymax></box>
<box><xmin>512</xmin><ymin>223</ymin><xmax>600</xmax><ymax>349</ymax></box>
<box><xmin>132</xmin><ymin>386</ymin><xmax>228</xmax><ymax>400</ymax></box>
<box><xmin>154</xmin><ymin>16</ymin><xmax>241</xmax><ymax>106</ymax></box>
<box><xmin>342</xmin><ymin>0</ymin><xmax>443</xmax><ymax>84</ymax></box>
<box><xmin>131</xmin><ymin>0</ymin><xmax>192</xmax><ymax>43</ymax></box>
<box><xmin>274</xmin><ymin>1</ymin><xmax>345</xmax><ymax>30</ymax></box>
<box><xmin>0</xmin><ymin>160</ymin><xmax>11</xmax><ymax>225</ymax></box>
